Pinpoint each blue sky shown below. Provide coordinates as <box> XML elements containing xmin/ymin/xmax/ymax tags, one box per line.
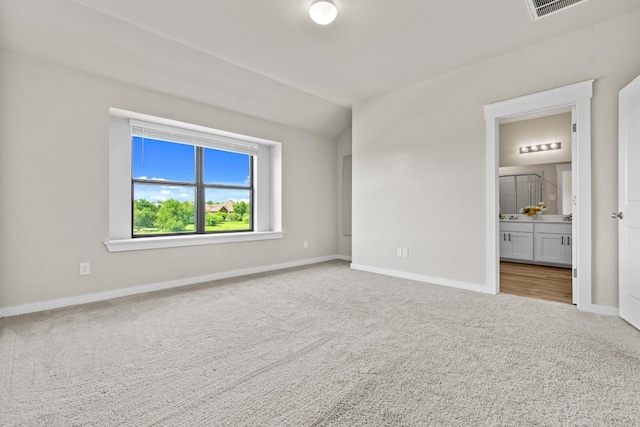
<box><xmin>132</xmin><ymin>137</ymin><xmax>251</xmax><ymax>203</ymax></box>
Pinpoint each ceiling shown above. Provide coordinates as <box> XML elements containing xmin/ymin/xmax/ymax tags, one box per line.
<box><xmin>1</xmin><ymin>0</ymin><xmax>639</xmax><ymax>139</ymax></box>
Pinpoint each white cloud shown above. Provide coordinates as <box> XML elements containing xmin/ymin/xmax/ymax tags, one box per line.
<box><xmin>180</xmin><ymin>193</ymin><xmax>189</xmax><ymax>198</ymax></box>
<box><xmin>160</xmin><ymin>190</ymin><xmax>171</xmax><ymax>195</ymax></box>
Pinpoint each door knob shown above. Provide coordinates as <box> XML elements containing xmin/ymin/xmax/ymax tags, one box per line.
<box><xmin>611</xmin><ymin>212</ymin><xmax>624</xmax><ymax>219</ymax></box>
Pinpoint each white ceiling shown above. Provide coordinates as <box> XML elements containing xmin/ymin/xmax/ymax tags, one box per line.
<box><xmin>2</xmin><ymin>0</ymin><xmax>639</xmax><ymax>138</ymax></box>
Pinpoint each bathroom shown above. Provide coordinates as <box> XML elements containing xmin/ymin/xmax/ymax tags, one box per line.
<box><xmin>498</xmin><ymin>110</ymin><xmax>573</xmax><ymax>304</ymax></box>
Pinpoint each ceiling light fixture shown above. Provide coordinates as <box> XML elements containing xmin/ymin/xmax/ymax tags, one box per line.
<box><xmin>519</xmin><ymin>142</ymin><xmax>562</xmax><ymax>154</ymax></box>
<box><xmin>309</xmin><ymin>0</ymin><xmax>337</xmax><ymax>25</ymax></box>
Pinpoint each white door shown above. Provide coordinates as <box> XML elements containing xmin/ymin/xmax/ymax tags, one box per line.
<box><xmin>618</xmin><ymin>75</ymin><xmax>640</xmax><ymax>331</ymax></box>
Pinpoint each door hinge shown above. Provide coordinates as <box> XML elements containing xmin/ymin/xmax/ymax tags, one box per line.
<box><xmin>572</xmin><ymin>123</ymin><xmax>577</xmax><ymax>132</ymax></box>
<box><xmin>573</xmin><ymin>268</ymin><xmax>578</xmax><ymax>278</ymax></box>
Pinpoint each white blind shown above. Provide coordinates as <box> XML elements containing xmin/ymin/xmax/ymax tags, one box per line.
<box><xmin>130</xmin><ymin>119</ymin><xmax>258</xmax><ymax>156</ymax></box>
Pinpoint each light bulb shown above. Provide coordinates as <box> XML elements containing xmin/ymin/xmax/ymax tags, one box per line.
<box><xmin>530</xmin><ymin>145</ymin><xmax>538</xmax><ymax>152</ymax></box>
<box><xmin>550</xmin><ymin>143</ymin><xmax>558</xmax><ymax>149</ymax></box>
<box><xmin>309</xmin><ymin>0</ymin><xmax>337</xmax><ymax>25</ymax></box>
<box><xmin>540</xmin><ymin>144</ymin><xmax>548</xmax><ymax>151</ymax></box>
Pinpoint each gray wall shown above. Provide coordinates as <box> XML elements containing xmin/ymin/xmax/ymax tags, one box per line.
<box><xmin>352</xmin><ymin>11</ymin><xmax>640</xmax><ymax>307</ymax></box>
<box><xmin>499</xmin><ymin>113</ymin><xmax>572</xmax><ymax>167</ymax></box>
<box><xmin>0</xmin><ymin>51</ymin><xmax>338</xmax><ymax>309</ymax></box>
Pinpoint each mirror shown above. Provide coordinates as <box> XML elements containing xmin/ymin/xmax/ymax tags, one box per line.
<box><xmin>554</xmin><ymin>162</ymin><xmax>572</xmax><ymax>215</ymax></box>
<box><xmin>499</xmin><ymin>173</ymin><xmax>543</xmax><ymax>214</ymax></box>
<box><xmin>499</xmin><ymin>162</ymin><xmax>570</xmax><ymax>215</ymax></box>
<box><xmin>499</xmin><ymin>111</ymin><xmax>572</xmax><ymax>217</ymax></box>
<box><xmin>342</xmin><ymin>155</ymin><xmax>352</xmax><ymax>236</ymax></box>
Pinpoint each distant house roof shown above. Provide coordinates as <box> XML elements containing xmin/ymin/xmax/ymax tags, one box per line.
<box><xmin>206</xmin><ymin>200</ymin><xmax>235</xmax><ymax>214</ymax></box>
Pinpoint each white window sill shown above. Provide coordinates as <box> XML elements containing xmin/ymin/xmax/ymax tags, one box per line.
<box><xmin>104</xmin><ymin>231</ymin><xmax>284</xmax><ymax>252</ymax></box>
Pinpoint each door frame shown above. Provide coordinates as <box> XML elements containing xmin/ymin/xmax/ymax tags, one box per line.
<box><xmin>484</xmin><ymin>80</ymin><xmax>593</xmax><ymax>311</ymax></box>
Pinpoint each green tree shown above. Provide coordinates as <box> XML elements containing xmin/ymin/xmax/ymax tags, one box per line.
<box><xmin>134</xmin><ymin>207</ymin><xmax>157</xmax><ymax>231</ymax></box>
<box><xmin>135</xmin><ymin>199</ymin><xmax>159</xmax><ymax>212</ymax></box>
<box><xmin>205</xmin><ymin>213</ymin><xmax>219</xmax><ymax>226</ymax></box>
<box><xmin>133</xmin><ymin>199</ymin><xmax>158</xmax><ymax>231</ymax></box>
<box><xmin>155</xmin><ymin>199</ymin><xmax>194</xmax><ymax>232</ymax></box>
<box><xmin>227</xmin><ymin>212</ymin><xmax>242</xmax><ymax>222</ymax></box>
<box><xmin>233</xmin><ymin>201</ymin><xmax>249</xmax><ymax>218</ymax></box>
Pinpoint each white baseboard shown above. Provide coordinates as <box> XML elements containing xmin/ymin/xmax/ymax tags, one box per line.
<box><xmin>3</xmin><ymin>256</ymin><xmax>618</xmax><ymax>319</ymax></box>
<box><xmin>350</xmin><ymin>263</ymin><xmax>489</xmax><ymax>294</ymax></box>
<box><xmin>350</xmin><ymin>264</ymin><xmax>623</xmax><ymax>317</ymax></box>
<box><xmin>581</xmin><ymin>303</ymin><xmax>619</xmax><ymax>317</ymax></box>
<box><xmin>0</xmin><ymin>255</ymin><xmax>345</xmax><ymax>318</ymax></box>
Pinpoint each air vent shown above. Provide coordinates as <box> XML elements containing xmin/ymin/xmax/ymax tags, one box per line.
<box><xmin>525</xmin><ymin>0</ymin><xmax>589</xmax><ymax>20</ymax></box>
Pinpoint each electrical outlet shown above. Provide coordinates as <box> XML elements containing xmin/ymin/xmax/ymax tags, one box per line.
<box><xmin>397</xmin><ymin>248</ymin><xmax>402</xmax><ymax>257</ymax></box>
<box><xmin>402</xmin><ymin>248</ymin><xmax>409</xmax><ymax>258</ymax></box>
<box><xmin>79</xmin><ymin>262</ymin><xmax>91</xmax><ymax>275</ymax></box>
<box><xmin>303</xmin><ymin>241</ymin><xmax>308</xmax><ymax>249</ymax></box>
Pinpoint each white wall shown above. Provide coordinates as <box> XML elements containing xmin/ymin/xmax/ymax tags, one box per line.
<box><xmin>352</xmin><ymin>11</ymin><xmax>640</xmax><ymax>307</ymax></box>
<box><xmin>0</xmin><ymin>51</ymin><xmax>338</xmax><ymax>310</ymax></box>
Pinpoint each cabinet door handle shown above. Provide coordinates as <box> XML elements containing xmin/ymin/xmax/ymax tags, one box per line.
<box><xmin>503</xmin><ymin>233</ymin><xmax>506</xmax><ymax>241</ymax></box>
<box><xmin>508</xmin><ymin>234</ymin><xmax>511</xmax><ymax>241</ymax></box>
<box><xmin>567</xmin><ymin>236</ymin><xmax>570</xmax><ymax>245</ymax></box>
<box><xmin>561</xmin><ymin>236</ymin><xmax>564</xmax><ymax>245</ymax></box>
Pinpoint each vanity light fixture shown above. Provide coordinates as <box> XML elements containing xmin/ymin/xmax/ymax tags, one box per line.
<box><xmin>309</xmin><ymin>0</ymin><xmax>337</xmax><ymax>25</ymax></box>
<box><xmin>519</xmin><ymin>142</ymin><xmax>562</xmax><ymax>154</ymax></box>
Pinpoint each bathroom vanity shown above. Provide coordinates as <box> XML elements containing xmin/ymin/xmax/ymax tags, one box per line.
<box><xmin>499</xmin><ymin>219</ymin><xmax>572</xmax><ymax>267</ymax></box>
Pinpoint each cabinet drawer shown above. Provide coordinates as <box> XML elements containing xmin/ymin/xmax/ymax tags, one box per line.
<box><xmin>500</xmin><ymin>222</ymin><xmax>534</xmax><ymax>233</ymax></box>
<box><xmin>534</xmin><ymin>223</ymin><xmax>571</xmax><ymax>234</ymax></box>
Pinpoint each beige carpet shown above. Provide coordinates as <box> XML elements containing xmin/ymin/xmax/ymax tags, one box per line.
<box><xmin>1</xmin><ymin>260</ymin><xmax>639</xmax><ymax>426</ymax></box>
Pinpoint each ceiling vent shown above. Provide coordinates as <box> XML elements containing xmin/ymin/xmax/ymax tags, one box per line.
<box><xmin>525</xmin><ymin>0</ymin><xmax>589</xmax><ymax>20</ymax></box>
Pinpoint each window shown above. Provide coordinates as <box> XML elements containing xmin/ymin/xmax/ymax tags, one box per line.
<box><xmin>106</xmin><ymin>109</ymin><xmax>282</xmax><ymax>252</ymax></box>
<box><xmin>131</xmin><ymin>128</ymin><xmax>254</xmax><ymax>237</ymax></box>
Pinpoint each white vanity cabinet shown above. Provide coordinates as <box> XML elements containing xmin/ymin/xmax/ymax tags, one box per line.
<box><xmin>499</xmin><ymin>221</ymin><xmax>572</xmax><ymax>267</ymax></box>
<box><xmin>500</xmin><ymin>222</ymin><xmax>534</xmax><ymax>261</ymax></box>
<box><xmin>534</xmin><ymin>223</ymin><xmax>572</xmax><ymax>266</ymax></box>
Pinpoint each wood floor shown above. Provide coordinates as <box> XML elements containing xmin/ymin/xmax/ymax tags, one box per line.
<box><xmin>500</xmin><ymin>261</ymin><xmax>573</xmax><ymax>304</ymax></box>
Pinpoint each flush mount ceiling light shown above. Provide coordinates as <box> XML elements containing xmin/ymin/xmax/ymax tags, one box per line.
<box><xmin>520</xmin><ymin>142</ymin><xmax>562</xmax><ymax>154</ymax></box>
<box><xmin>309</xmin><ymin>0</ymin><xmax>337</xmax><ymax>25</ymax></box>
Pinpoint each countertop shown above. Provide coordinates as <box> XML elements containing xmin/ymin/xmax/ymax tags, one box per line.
<box><xmin>500</xmin><ymin>219</ymin><xmax>571</xmax><ymax>224</ymax></box>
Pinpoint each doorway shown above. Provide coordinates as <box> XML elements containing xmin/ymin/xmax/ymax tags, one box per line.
<box><xmin>498</xmin><ymin>111</ymin><xmax>573</xmax><ymax>304</ymax></box>
<box><xmin>484</xmin><ymin>80</ymin><xmax>594</xmax><ymax>311</ymax></box>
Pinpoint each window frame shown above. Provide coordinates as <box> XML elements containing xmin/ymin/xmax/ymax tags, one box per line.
<box><xmin>105</xmin><ymin>108</ymin><xmax>283</xmax><ymax>253</ymax></box>
<box><xmin>131</xmin><ymin>142</ymin><xmax>255</xmax><ymax>238</ymax></box>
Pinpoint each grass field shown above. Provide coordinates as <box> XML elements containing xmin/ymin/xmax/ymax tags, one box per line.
<box><xmin>205</xmin><ymin>221</ymin><xmax>250</xmax><ymax>232</ymax></box>
<box><xmin>134</xmin><ymin>221</ymin><xmax>250</xmax><ymax>236</ymax></box>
